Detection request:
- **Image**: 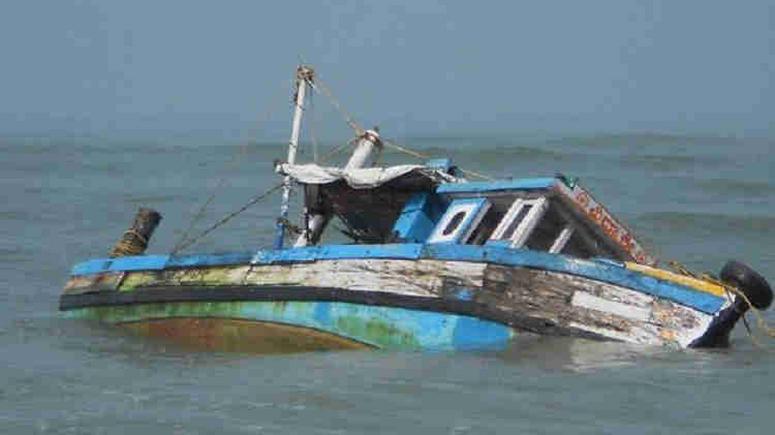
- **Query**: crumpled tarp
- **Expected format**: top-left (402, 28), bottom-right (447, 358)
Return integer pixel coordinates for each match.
top-left (277, 163), bottom-right (456, 189)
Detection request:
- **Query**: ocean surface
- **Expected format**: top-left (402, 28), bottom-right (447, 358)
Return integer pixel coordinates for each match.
top-left (1, 132), bottom-right (773, 434)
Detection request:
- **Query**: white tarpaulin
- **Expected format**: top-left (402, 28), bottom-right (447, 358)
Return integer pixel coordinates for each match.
top-left (277, 163), bottom-right (455, 189)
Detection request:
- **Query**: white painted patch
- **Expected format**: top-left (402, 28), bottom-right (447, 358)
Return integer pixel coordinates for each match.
top-left (241, 259), bottom-right (487, 298)
top-left (550, 271), bottom-right (655, 308)
top-left (571, 291), bottom-right (651, 322)
top-left (569, 321), bottom-right (663, 346)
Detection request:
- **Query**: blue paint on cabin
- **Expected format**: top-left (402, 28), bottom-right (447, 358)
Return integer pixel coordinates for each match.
top-left (484, 239), bottom-right (512, 249)
top-left (391, 193), bottom-right (446, 243)
top-left (428, 198), bottom-right (489, 244)
top-left (436, 178), bottom-right (556, 194)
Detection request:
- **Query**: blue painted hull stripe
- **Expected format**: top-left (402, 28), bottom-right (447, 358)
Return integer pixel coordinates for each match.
top-left (70, 244), bottom-right (724, 314)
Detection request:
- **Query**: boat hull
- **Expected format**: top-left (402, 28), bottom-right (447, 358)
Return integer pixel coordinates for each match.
top-left (61, 298), bottom-right (517, 352)
top-left (60, 244), bottom-right (734, 350)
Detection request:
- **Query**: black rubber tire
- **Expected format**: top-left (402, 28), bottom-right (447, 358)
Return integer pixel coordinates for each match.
top-left (719, 260), bottom-right (773, 310)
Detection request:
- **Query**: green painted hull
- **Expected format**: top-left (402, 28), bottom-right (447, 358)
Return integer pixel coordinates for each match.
top-left (63, 299), bottom-right (516, 352)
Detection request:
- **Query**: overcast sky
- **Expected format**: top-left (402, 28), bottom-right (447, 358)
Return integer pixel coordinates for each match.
top-left (1, 0), bottom-right (773, 139)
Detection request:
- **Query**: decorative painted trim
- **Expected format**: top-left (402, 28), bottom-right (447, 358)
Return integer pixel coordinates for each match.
top-left (553, 182), bottom-right (656, 265)
top-left (625, 262), bottom-right (726, 297)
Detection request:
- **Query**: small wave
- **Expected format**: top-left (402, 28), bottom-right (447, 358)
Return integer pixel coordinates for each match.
top-left (620, 154), bottom-right (725, 171)
top-left (697, 178), bottom-right (773, 196)
top-left (124, 194), bottom-right (180, 204)
top-left (548, 132), bottom-right (750, 148)
top-left (636, 211), bottom-right (775, 235)
top-left (0, 210), bottom-right (30, 221)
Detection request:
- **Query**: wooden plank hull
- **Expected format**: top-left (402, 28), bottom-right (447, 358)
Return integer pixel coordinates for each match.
top-left (61, 250), bottom-right (733, 350)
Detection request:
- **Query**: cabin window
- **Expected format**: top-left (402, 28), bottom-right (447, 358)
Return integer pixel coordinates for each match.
top-left (490, 198), bottom-right (547, 247)
top-left (467, 206), bottom-right (506, 245)
top-left (442, 211), bottom-right (467, 236)
top-left (560, 232), bottom-right (596, 258)
top-left (524, 203), bottom-right (569, 252)
top-left (428, 198), bottom-right (491, 244)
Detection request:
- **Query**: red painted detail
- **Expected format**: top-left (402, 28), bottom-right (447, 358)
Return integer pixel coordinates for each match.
top-left (555, 183), bottom-right (657, 265)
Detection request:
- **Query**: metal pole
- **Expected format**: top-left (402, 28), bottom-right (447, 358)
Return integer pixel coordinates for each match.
top-left (275, 65), bottom-right (313, 249)
top-left (344, 129), bottom-right (381, 170)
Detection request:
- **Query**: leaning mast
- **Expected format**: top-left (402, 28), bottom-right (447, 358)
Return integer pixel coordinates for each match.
top-left (274, 65), bottom-right (314, 249)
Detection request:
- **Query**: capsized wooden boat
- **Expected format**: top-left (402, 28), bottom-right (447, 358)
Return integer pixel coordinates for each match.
top-left (59, 66), bottom-right (772, 352)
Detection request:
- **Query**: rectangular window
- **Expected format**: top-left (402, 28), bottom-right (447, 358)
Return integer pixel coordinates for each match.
top-left (524, 204), bottom-right (567, 252)
top-left (490, 197), bottom-right (548, 247)
top-left (427, 198), bottom-right (491, 244)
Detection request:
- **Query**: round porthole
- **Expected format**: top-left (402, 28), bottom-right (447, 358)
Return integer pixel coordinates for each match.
top-left (442, 211), bottom-right (467, 236)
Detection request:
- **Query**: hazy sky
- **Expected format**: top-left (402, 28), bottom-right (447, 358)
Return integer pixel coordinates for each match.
top-left (1, 0), bottom-right (773, 139)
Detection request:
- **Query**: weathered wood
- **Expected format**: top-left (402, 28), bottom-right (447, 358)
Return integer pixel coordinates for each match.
top-left (63, 272), bottom-right (124, 295)
top-left (479, 264), bottom-right (712, 346)
top-left (63, 257), bottom-right (715, 347)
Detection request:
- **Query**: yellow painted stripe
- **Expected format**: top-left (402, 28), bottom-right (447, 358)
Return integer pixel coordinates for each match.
top-left (625, 262), bottom-right (726, 297)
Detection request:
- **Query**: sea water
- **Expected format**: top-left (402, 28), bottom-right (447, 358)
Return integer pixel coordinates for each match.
top-left (1, 133), bottom-right (773, 433)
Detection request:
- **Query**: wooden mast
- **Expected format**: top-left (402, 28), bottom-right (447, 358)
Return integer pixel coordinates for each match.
top-left (275, 65), bottom-right (314, 249)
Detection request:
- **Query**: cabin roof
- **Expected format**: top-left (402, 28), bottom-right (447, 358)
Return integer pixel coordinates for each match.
top-left (436, 177), bottom-right (557, 194)
top-left (281, 162), bottom-right (655, 265)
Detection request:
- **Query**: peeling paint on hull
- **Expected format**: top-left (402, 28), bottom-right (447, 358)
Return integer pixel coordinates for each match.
top-left (61, 246), bottom-right (733, 350)
top-left (63, 301), bottom-right (517, 351)
top-left (119, 318), bottom-right (371, 353)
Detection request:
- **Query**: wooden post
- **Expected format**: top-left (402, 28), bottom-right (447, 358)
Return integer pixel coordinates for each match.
top-left (109, 208), bottom-right (163, 257)
top-left (275, 65), bottom-right (314, 249)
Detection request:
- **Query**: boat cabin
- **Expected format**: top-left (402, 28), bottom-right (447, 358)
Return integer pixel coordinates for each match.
top-left (280, 161), bottom-right (655, 265)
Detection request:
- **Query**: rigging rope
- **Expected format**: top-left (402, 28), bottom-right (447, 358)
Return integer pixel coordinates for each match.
top-left (170, 79), bottom-right (291, 255)
top-left (382, 139), bottom-right (495, 181)
top-left (319, 137), bottom-right (358, 164)
top-left (309, 78), bottom-right (364, 135)
top-left (309, 89), bottom-right (320, 162)
top-left (172, 183), bottom-right (284, 254)
top-left (309, 73), bottom-right (495, 181)
top-left (170, 151), bottom-right (246, 255)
